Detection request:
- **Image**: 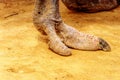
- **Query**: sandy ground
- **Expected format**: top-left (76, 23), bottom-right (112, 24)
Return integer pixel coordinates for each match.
top-left (0, 0), bottom-right (120, 80)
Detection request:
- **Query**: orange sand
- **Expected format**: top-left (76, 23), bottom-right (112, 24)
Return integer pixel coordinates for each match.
top-left (0, 0), bottom-right (120, 80)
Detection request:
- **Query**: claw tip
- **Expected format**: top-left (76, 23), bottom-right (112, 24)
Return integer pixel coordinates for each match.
top-left (99, 38), bottom-right (111, 52)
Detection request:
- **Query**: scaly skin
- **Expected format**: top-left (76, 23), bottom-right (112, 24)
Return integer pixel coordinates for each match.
top-left (33, 0), bottom-right (111, 56)
top-left (56, 23), bottom-right (111, 51)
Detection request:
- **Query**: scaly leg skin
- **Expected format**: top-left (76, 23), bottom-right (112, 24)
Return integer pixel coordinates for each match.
top-left (33, 0), bottom-right (71, 56)
top-left (33, 0), bottom-right (111, 56)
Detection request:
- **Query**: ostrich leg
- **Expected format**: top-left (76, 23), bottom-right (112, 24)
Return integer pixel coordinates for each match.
top-left (33, 0), bottom-right (111, 56)
top-left (33, 0), bottom-right (71, 56)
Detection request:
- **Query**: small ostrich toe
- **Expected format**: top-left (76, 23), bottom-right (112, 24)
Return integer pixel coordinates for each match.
top-left (49, 39), bottom-right (72, 56)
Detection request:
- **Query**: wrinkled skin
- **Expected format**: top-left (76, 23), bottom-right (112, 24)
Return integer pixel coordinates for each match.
top-left (33, 0), bottom-right (118, 56)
